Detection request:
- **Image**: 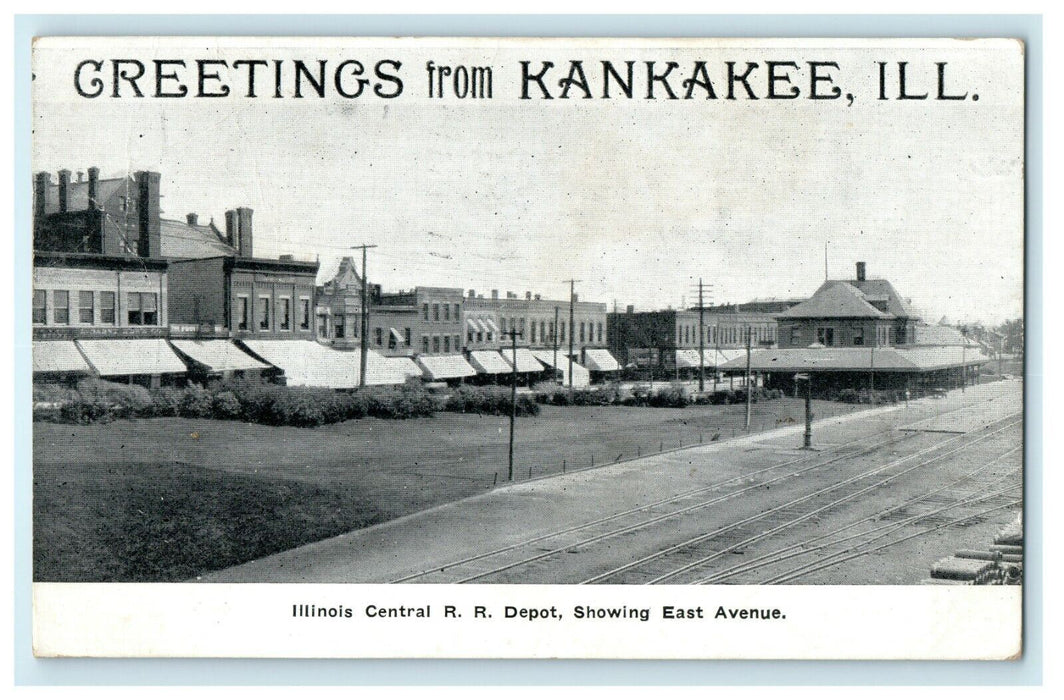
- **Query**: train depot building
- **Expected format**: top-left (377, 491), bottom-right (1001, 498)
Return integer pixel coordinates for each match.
top-left (720, 263), bottom-right (989, 398)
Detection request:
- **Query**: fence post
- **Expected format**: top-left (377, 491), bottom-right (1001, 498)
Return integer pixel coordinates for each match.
top-left (493, 472), bottom-right (498, 486)
top-left (591, 454), bottom-right (595, 467)
top-left (563, 459), bottom-right (566, 473)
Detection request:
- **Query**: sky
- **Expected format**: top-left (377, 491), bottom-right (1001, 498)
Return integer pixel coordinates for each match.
top-left (31, 38), bottom-right (1025, 325)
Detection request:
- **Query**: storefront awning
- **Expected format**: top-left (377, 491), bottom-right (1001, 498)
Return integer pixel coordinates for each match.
top-left (469, 350), bottom-right (513, 374)
top-left (170, 340), bottom-right (272, 373)
top-left (500, 348), bottom-right (546, 373)
top-left (76, 338), bottom-right (188, 376)
top-left (676, 348), bottom-right (746, 369)
top-left (484, 318), bottom-right (500, 334)
top-left (416, 354), bottom-right (478, 380)
top-left (583, 348), bottom-right (621, 372)
top-left (240, 339), bottom-right (361, 388)
top-left (531, 350), bottom-right (590, 387)
top-left (33, 340), bottom-right (92, 374)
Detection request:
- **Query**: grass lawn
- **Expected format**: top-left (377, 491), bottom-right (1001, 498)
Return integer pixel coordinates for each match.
top-left (34, 397), bottom-right (859, 582)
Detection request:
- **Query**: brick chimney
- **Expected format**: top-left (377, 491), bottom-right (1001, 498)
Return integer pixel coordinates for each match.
top-left (134, 171), bottom-right (161, 258)
top-left (468, 289), bottom-right (476, 298)
top-left (856, 261), bottom-right (866, 282)
top-left (491, 289), bottom-right (498, 299)
top-left (626, 304), bottom-right (634, 314)
top-left (87, 167), bottom-right (99, 207)
top-left (186, 213), bottom-right (199, 226)
top-left (33, 172), bottom-right (50, 226)
top-left (57, 170), bottom-right (71, 212)
top-left (224, 210), bottom-right (238, 249)
top-left (235, 207), bottom-right (253, 257)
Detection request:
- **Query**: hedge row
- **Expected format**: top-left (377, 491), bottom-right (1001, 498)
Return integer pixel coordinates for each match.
top-left (533, 383), bottom-right (783, 408)
top-left (33, 379), bottom-right (541, 427)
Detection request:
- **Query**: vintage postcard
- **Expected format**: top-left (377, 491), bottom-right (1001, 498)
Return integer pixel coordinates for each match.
top-left (29, 36), bottom-right (1024, 659)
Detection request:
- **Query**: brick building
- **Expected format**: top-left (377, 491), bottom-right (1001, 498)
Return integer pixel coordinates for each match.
top-left (607, 305), bottom-right (778, 377)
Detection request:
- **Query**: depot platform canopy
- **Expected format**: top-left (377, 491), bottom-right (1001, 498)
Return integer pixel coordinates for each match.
top-left (468, 350), bottom-right (512, 375)
top-left (416, 354), bottom-right (477, 381)
top-left (582, 348), bottom-right (621, 372)
top-left (500, 348), bottom-right (546, 373)
top-left (718, 346), bottom-right (990, 374)
top-left (170, 339), bottom-right (272, 373)
top-left (33, 340), bottom-right (92, 375)
top-left (75, 338), bottom-right (188, 377)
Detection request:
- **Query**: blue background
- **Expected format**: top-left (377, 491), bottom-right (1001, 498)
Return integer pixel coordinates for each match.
top-left (12, 13), bottom-right (1043, 686)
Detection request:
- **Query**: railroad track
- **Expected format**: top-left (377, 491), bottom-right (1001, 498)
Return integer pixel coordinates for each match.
top-left (392, 395), bottom-right (1015, 584)
top-left (581, 414), bottom-right (1021, 585)
top-left (691, 446), bottom-right (1022, 585)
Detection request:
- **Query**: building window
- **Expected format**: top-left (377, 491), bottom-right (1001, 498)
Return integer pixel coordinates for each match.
top-left (454, 303), bottom-right (460, 320)
top-left (486, 331), bottom-right (493, 343)
top-left (816, 327), bottom-right (834, 346)
top-left (258, 296), bottom-right (270, 330)
top-left (279, 298), bottom-right (291, 330)
top-left (318, 317), bottom-right (328, 338)
top-left (100, 291), bottom-right (115, 325)
top-left (853, 327), bottom-right (865, 346)
top-left (237, 296), bottom-right (249, 331)
top-left (422, 335), bottom-right (430, 353)
top-left (444, 303), bottom-right (450, 321)
top-left (468, 330), bottom-right (475, 343)
top-left (53, 291), bottom-right (69, 325)
top-left (790, 328), bottom-right (800, 345)
top-left (477, 331), bottom-right (483, 343)
top-left (127, 292), bottom-right (157, 326)
top-left (405, 328), bottom-right (412, 347)
top-left (432, 336), bottom-right (440, 353)
top-left (454, 335), bottom-right (461, 350)
top-left (530, 323), bottom-right (537, 344)
top-left (300, 298), bottom-right (311, 330)
top-left (444, 335), bottom-right (451, 353)
top-left (433, 303), bottom-right (440, 322)
top-left (32, 290), bottom-right (46, 324)
top-left (561, 324), bottom-right (566, 343)
top-left (597, 322), bottom-right (603, 343)
top-left (423, 303), bottom-right (429, 321)
top-left (580, 321), bottom-right (586, 343)
top-left (78, 291), bottom-right (94, 324)
top-left (374, 327), bottom-right (383, 346)
top-left (335, 316), bottom-right (345, 339)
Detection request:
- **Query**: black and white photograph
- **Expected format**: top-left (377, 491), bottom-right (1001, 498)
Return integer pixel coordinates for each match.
top-left (28, 35), bottom-right (1025, 659)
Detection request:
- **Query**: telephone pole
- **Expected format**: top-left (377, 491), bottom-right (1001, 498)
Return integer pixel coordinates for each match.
top-left (745, 325), bottom-right (753, 431)
top-left (698, 279), bottom-right (706, 393)
top-left (504, 328), bottom-right (523, 481)
top-left (553, 306), bottom-right (560, 385)
top-left (351, 244), bottom-right (378, 387)
top-left (563, 279), bottom-right (581, 403)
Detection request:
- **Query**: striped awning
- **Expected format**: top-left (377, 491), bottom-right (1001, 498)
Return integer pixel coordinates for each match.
top-left (583, 348), bottom-right (621, 372)
top-left (484, 318), bottom-right (500, 334)
top-left (469, 350), bottom-right (513, 374)
top-left (390, 328), bottom-right (404, 344)
top-left (416, 354), bottom-right (478, 380)
top-left (76, 338), bottom-right (188, 376)
top-left (33, 340), bottom-right (92, 374)
top-left (170, 340), bottom-right (271, 372)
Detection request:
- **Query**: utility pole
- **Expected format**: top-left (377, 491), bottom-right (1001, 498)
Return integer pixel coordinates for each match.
top-left (960, 326), bottom-right (967, 393)
top-left (713, 322), bottom-right (719, 393)
top-left (870, 327), bottom-right (876, 403)
top-left (698, 278), bottom-right (706, 393)
top-left (553, 306), bottom-right (560, 385)
top-left (563, 279), bottom-right (581, 403)
top-left (800, 374), bottom-right (813, 448)
top-left (745, 325), bottom-right (753, 431)
top-left (504, 328), bottom-right (523, 481)
top-left (351, 244), bottom-right (378, 387)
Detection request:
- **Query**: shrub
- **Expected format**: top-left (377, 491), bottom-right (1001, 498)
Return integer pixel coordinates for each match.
top-left (179, 386), bottom-right (215, 419)
top-left (212, 390), bottom-right (242, 420)
top-left (648, 384), bottom-right (690, 408)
